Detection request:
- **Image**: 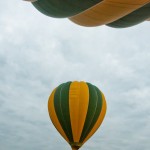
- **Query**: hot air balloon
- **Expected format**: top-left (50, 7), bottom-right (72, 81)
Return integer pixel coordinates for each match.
top-left (24, 0), bottom-right (150, 28)
top-left (48, 81), bottom-right (107, 150)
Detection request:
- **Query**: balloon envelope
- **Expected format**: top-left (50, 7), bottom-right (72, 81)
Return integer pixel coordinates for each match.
top-left (26, 0), bottom-right (150, 28)
top-left (48, 81), bottom-right (107, 150)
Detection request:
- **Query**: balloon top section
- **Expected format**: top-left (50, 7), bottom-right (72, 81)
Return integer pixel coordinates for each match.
top-left (24, 0), bottom-right (150, 28)
top-left (48, 81), bottom-right (107, 149)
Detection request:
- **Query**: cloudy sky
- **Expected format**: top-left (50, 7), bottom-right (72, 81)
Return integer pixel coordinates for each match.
top-left (0, 1), bottom-right (150, 150)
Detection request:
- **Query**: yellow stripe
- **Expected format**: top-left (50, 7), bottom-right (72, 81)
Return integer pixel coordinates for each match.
top-left (69, 81), bottom-right (89, 142)
top-left (82, 92), bottom-right (107, 144)
top-left (69, 0), bottom-right (150, 26)
top-left (48, 88), bottom-right (69, 142)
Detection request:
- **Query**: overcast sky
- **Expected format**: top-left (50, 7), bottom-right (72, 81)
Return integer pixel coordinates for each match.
top-left (0, 1), bottom-right (150, 150)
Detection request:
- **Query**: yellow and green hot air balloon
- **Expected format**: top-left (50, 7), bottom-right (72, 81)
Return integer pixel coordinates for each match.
top-left (48, 81), bottom-right (107, 150)
top-left (24, 0), bottom-right (150, 28)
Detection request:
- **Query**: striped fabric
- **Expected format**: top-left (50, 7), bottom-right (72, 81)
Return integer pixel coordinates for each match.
top-left (48, 81), bottom-right (107, 150)
top-left (28, 0), bottom-right (150, 28)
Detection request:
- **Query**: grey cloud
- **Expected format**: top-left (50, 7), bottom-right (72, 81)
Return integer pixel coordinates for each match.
top-left (0, 0), bottom-right (150, 150)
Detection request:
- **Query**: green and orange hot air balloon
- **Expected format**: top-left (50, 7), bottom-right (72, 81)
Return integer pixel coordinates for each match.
top-left (48, 81), bottom-right (107, 150)
top-left (24, 0), bottom-right (150, 28)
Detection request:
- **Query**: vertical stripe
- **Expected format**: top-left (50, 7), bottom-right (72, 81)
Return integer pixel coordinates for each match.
top-left (69, 81), bottom-right (89, 142)
top-left (80, 83), bottom-right (102, 142)
top-left (54, 82), bottom-right (73, 142)
top-left (48, 89), bottom-right (69, 142)
top-left (83, 92), bottom-right (107, 144)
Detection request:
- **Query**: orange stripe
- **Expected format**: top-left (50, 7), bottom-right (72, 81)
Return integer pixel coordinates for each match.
top-left (69, 0), bottom-right (150, 26)
top-left (82, 92), bottom-right (107, 144)
top-left (48, 89), bottom-right (69, 142)
top-left (69, 81), bottom-right (89, 142)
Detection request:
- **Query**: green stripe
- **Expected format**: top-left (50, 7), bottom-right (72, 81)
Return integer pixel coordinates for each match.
top-left (107, 3), bottom-right (150, 28)
top-left (54, 82), bottom-right (73, 142)
top-left (79, 83), bottom-right (103, 142)
top-left (32, 0), bottom-right (102, 18)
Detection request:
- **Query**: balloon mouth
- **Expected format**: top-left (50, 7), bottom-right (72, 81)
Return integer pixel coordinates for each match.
top-left (70, 142), bottom-right (82, 149)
